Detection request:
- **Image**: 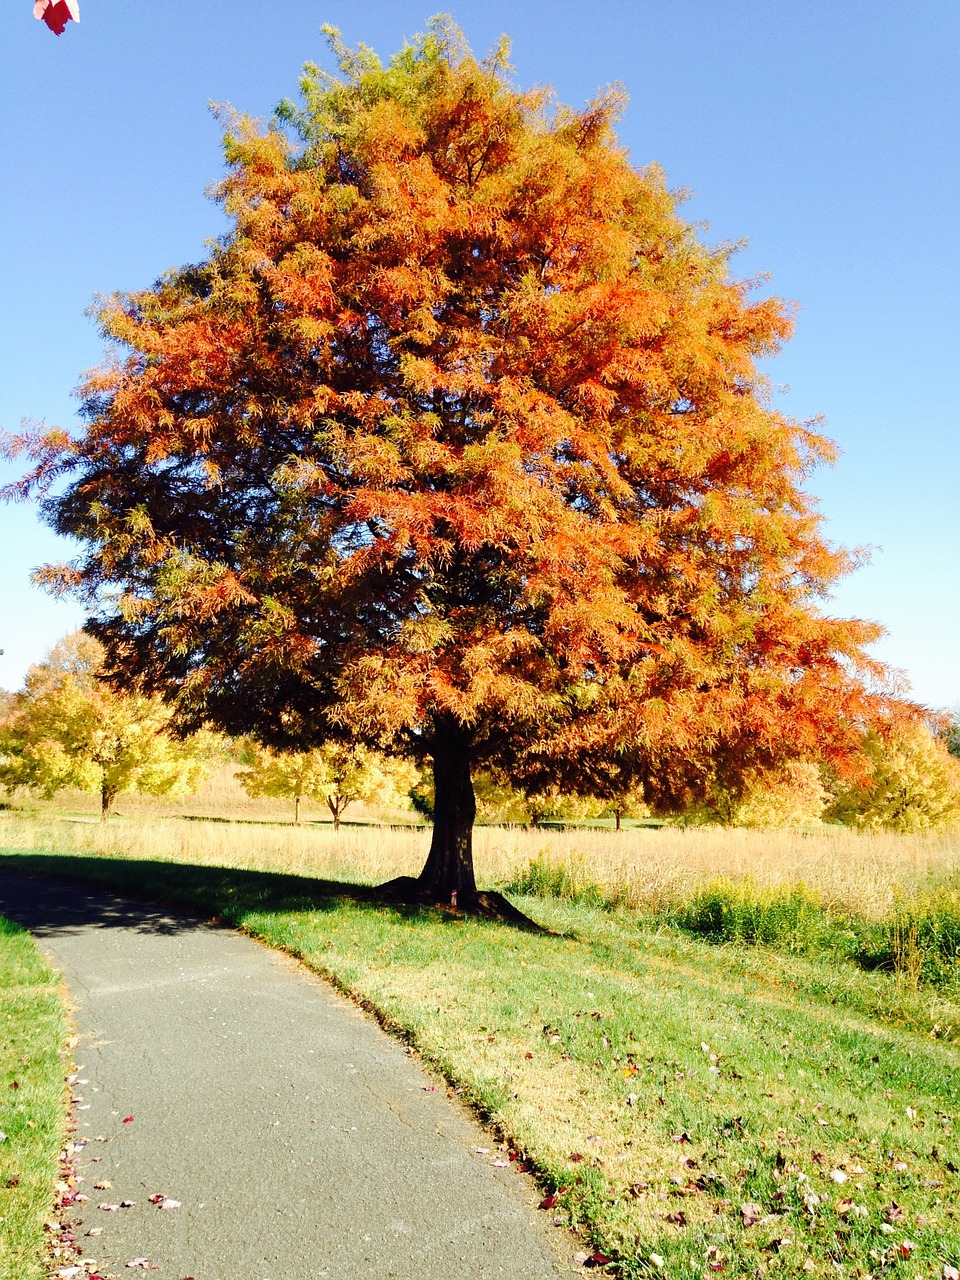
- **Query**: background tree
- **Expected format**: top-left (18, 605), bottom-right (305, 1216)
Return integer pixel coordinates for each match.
top-left (824, 728), bottom-right (960, 833)
top-left (596, 781), bottom-right (650, 832)
top-left (5, 22), bottom-right (915, 912)
top-left (0, 633), bottom-right (215, 819)
top-left (940, 709), bottom-right (960, 761)
top-left (238, 741), bottom-right (416, 828)
top-left (700, 760), bottom-right (828, 829)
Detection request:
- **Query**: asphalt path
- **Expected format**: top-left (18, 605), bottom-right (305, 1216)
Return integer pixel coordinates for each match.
top-left (0, 873), bottom-right (576, 1280)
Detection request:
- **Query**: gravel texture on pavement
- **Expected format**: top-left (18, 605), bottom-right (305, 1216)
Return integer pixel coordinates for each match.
top-left (0, 872), bottom-right (577, 1280)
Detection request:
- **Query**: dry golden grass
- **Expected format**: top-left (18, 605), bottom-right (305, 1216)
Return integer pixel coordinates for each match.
top-left (477, 822), bottom-right (960, 919)
top-left (3, 764), bottom-right (960, 921)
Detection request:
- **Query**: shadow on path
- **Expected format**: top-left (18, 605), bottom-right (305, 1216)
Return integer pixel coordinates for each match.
top-left (0, 854), bottom-right (462, 939)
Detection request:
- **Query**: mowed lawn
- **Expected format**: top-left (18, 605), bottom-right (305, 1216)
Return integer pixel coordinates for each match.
top-left (0, 914), bottom-right (70, 1280)
top-left (2, 838), bottom-right (959, 1279)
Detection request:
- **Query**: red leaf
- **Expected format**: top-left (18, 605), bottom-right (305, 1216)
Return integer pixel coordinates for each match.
top-left (539, 1187), bottom-right (567, 1209)
top-left (122, 1116), bottom-right (135, 1124)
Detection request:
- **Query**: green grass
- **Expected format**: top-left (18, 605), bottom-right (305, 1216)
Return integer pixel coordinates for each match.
top-left (3, 848), bottom-right (960, 1278)
top-left (0, 913), bottom-right (70, 1280)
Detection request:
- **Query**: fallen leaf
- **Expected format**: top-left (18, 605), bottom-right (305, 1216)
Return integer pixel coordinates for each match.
top-left (97, 1204), bottom-right (119, 1213)
top-left (942, 1267), bottom-right (959, 1280)
top-left (159, 1199), bottom-right (181, 1209)
top-left (125, 1261), bottom-right (151, 1270)
top-left (829, 1169), bottom-right (848, 1184)
top-left (86, 1228), bottom-right (104, 1237)
top-left (899, 1241), bottom-right (918, 1258)
top-left (886, 1201), bottom-right (904, 1222)
top-left (539, 1189), bottom-right (566, 1209)
top-left (93, 1182), bottom-right (112, 1191)
top-left (740, 1202), bottom-right (764, 1226)
top-left (649, 1255), bottom-right (665, 1269)
top-left (120, 1200), bottom-right (136, 1208)
top-left (122, 1116), bottom-right (135, 1124)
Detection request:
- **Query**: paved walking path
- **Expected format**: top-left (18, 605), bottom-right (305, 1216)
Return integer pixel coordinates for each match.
top-left (0, 873), bottom-right (575, 1280)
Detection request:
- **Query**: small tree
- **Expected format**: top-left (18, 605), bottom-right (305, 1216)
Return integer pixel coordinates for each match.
top-left (238, 742), bottom-right (416, 828)
top-left (0, 633), bottom-right (215, 819)
top-left (825, 728), bottom-right (960, 833)
top-left (596, 781), bottom-right (650, 832)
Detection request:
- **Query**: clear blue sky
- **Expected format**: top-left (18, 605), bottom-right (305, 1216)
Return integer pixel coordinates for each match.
top-left (1, 1), bottom-right (957, 707)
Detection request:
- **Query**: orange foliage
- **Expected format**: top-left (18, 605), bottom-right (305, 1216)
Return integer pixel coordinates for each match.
top-left (2, 22), bottom-right (918, 895)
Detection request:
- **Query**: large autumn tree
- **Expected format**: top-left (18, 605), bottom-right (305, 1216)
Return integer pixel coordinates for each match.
top-left (5, 22), bottom-right (913, 911)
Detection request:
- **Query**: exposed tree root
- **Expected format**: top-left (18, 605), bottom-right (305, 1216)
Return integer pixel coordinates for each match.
top-left (371, 876), bottom-right (550, 932)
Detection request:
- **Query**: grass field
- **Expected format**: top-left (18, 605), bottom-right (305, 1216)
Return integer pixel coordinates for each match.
top-left (2, 780), bottom-right (960, 1277)
top-left (0, 915), bottom-right (70, 1280)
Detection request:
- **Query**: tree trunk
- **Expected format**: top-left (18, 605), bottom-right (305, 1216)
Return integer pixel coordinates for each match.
top-left (327, 794), bottom-right (345, 832)
top-left (416, 716), bottom-right (477, 903)
top-left (376, 716), bottom-right (544, 928)
top-left (294, 794), bottom-right (301, 827)
top-left (615, 810), bottom-right (622, 832)
top-left (100, 783), bottom-right (116, 822)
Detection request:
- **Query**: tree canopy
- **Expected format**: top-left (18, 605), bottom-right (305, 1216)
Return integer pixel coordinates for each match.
top-left (0, 633), bottom-right (215, 818)
top-left (825, 727), bottom-right (960, 833)
top-left (237, 741), bottom-right (416, 828)
top-left (4, 20), bottom-right (915, 910)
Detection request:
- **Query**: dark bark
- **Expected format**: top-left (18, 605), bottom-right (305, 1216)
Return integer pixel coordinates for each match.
top-left (100, 783), bottom-right (116, 822)
top-left (416, 715), bottom-right (477, 902)
top-left (375, 715), bottom-right (547, 928)
top-left (327, 794), bottom-right (347, 831)
top-left (294, 794), bottom-right (301, 827)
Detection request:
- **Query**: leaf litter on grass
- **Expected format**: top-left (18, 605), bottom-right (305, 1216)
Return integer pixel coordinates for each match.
top-left (5, 851), bottom-right (960, 1278)
top-left (244, 898), bottom-right (960, 1278)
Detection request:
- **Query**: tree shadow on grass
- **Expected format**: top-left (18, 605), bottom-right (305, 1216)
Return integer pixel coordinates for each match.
top-left (0, 853), bottom-right (539, 939)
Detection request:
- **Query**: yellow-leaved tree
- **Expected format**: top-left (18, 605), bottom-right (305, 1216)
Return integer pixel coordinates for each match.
top-left (237, 742), bottom-right (417, 828)
top-left (0, 633), bottom-right (217, 820)
top-left (825, 728), bottom-right (960, 832)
